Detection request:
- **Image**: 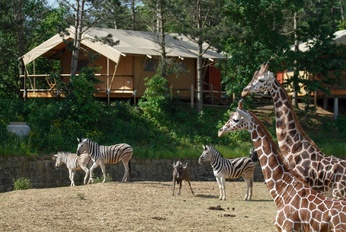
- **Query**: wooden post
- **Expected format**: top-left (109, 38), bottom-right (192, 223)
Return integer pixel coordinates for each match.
top-left (211, 84), bottom-right (214, 105)
top-left (191, 84), bottom-right (194, 108)
top-left (323, 98), bottom-right (328, 110)
top-left (334, 97), bottom-right (339, 120)
top-left (107, 58), bottom-right (110, 106)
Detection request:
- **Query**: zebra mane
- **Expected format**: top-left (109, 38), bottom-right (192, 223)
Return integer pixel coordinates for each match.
top-left (82, 138), bottom-right (98, 145)
top-left (209, 145), bottom-right (224, 158)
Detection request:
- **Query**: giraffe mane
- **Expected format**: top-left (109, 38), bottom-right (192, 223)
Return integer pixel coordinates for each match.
top-left (275, 79), bottom-right (318, 148)
top-left (248, 111), bottom-right (313, 186)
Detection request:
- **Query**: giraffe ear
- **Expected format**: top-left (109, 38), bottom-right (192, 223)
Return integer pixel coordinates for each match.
top-left (237, 109), bottom-right (251, 121)
top-left (237, 99), bottom-right (243, 110)
top-left (259, 62), bottom-right (269, 74)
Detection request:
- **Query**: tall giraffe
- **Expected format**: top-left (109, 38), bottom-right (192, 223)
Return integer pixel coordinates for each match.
top-left (241, 63), bottom-right (346, 200)
top-left (218, 100), bottom-right (346, 231)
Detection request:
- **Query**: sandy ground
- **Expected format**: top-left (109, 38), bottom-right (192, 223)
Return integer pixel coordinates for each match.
top-left (0, 181), bottom-right (278, 232)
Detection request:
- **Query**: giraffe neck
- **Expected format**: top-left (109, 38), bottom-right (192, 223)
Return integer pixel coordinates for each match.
top-left (269, 79), bottom-right (316, 155)
top-left (248, 112), bottom-right (297, 208)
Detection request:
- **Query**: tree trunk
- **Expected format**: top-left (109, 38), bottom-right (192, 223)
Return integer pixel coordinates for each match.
top-left (156, 0), bottom-right (167, 79)
top-left (196, 0), bottom-right (203, 112)
top-left (15, 0), bottom-right (25, 99)
top-left (71, 0), bottom-right (85, 77)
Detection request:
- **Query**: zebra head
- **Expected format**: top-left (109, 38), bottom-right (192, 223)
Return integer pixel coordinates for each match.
top-left (76, 138), bottom-right (89, 155)
top-left (198, 145), bottom-right (213, 164)
top-left (218, 100), bottom-right (252, 137)
top-left (53, 152), bottom-right (65, 169)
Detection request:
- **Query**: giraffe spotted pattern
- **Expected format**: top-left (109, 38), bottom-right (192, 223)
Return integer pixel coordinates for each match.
top-left (218, 100), bottom-right (346, 231)
top-left (242, 63), bottom-right (346, 200)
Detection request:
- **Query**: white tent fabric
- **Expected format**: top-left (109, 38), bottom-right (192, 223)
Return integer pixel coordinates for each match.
top-left (21, 33), bottom-right (71, 65)
top-left (20, 26), bottom-right (226, 66)
top-left (291, 29), bottom-right (346, 52)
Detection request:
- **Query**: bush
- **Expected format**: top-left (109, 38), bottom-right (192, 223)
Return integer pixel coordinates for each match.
top-left (13, 177), bottom-right (32, 190)
top-left (93, 173), bottom-right (113, 183)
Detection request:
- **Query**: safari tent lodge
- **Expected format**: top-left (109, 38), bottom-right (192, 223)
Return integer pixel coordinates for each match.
top-left (19, 26), bottom-right (226, 104)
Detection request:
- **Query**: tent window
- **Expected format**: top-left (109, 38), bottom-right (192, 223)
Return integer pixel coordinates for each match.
top-left (143, 58), bottom-right (157, 72)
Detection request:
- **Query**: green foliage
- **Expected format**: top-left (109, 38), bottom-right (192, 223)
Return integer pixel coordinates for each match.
top-left (13, 177), bottom-right (32, 190)
top-left (93, 173), bottom-right (113, 183)
top-left (138, 74), bottom-right (171, 117)
top-left (76, 192), bottom-right (85, 200)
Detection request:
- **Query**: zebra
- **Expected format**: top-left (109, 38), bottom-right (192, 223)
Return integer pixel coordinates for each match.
top-left (76, 138), bottom-right (133, 184)
top-left (198, 145), bottom-right (256, 201)
top-left (53, 152), bottom-right (93, 186)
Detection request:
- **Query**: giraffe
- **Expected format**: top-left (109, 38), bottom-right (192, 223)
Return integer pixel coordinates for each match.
top-left (218, 100), bottom-right (346, 232)
top-left (241, 62), bottom-right (346, 200)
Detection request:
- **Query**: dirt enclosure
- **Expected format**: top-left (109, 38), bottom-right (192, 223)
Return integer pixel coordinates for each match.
top-left (0, 181), bottom-right (278, 232)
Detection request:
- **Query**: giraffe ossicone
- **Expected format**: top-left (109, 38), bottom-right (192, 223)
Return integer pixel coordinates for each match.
top-left (218, 100), bottom-right (346, 231)
top-left (241, 63), bottom-right (346, 200)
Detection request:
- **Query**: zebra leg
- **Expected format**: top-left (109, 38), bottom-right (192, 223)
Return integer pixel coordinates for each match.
top-left (243, 178), bottom-right (251, 200)
top-left (249, 177), bottom-right (253, 200)
top-left (69, 169), bottom-right (75, 187)
top-left (121, 160), bottom-right (130, 182)
top-left (216, 176), bottom-right (225, 200)
top-left (80, 165), bottom-right (90, 185)
top-left (88, 162), bottom-right (99, 184)
top-left (99, 162), bottom-right (107, 183)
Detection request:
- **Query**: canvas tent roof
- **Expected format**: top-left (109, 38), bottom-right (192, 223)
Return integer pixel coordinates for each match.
top-left (20, 26), bottom-right (226, 66)
top-left (292, 29), bottom-right (346, 52)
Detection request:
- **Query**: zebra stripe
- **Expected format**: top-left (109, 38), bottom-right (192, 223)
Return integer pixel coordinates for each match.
top-left (76, 138), bottom-right (133, 183)
top-left (198, 145), bottom-right (255, 200)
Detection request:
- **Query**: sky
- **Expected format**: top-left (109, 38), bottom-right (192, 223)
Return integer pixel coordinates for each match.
top-left (47, 0), bottom-right (59, 8)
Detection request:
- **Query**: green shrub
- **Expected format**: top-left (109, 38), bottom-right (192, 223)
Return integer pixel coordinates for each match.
top-left (76, 193), bottom-right (85, 200)
top-left (93, 173), bottom-right (113, 183)
top-left (13, 177), bottom-right (32, 190)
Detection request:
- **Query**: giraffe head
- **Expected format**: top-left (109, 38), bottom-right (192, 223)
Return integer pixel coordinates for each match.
top-left (241, 62), bottom-right (275, 97)
top-left (218, 100), bottom-right (253, 137)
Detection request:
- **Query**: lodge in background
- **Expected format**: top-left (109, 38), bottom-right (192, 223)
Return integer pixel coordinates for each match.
top-left (19, 26), bottom-right (226, 105)
top-left (276, 29), bottom-right (346, 117)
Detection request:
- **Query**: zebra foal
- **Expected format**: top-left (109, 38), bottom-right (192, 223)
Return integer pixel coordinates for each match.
top-left (53, 152), bottom-right (92, 186)
top-left (198, 145), bottom-right (256, 201)
top-left (76, 138), bottom-right (133, 184)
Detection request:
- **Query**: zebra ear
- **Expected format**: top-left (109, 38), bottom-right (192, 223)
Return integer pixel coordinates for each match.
top-left (202, 145), bottom-right (206, 150)
top-left (77, 138), bottom-right (80, 143)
